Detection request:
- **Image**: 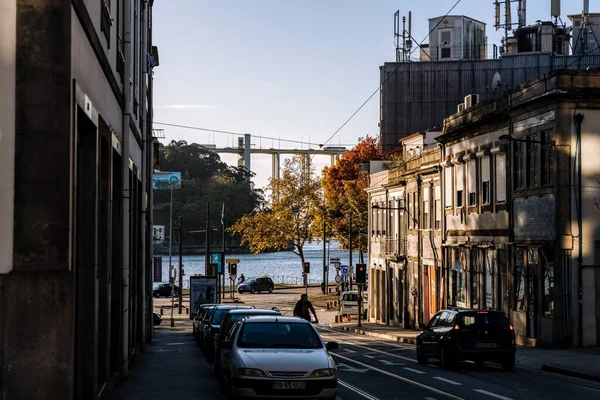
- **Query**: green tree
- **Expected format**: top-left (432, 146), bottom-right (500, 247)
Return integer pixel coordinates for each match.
top-left (228, 155), bottom-right (322, 267)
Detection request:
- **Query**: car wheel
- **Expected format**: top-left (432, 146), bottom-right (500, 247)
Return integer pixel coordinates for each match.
top-left (268, 287), bottom-right (273, 293)
top-left (416, 343), bottom-right (428, 365)
top-left (440, 346), bottom-right (455, 369)
top-left (250, 288), bottom-right (256, 294)
top-left (501, 354), bottom-right (515, 371)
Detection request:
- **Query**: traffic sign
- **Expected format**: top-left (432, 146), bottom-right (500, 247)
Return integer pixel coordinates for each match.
top-left (335, 275), bottom-right (342, 283)
top-left (341, 265), bottom-right (348, 275)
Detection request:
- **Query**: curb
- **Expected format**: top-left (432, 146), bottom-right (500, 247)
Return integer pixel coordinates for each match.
top-left (339, 326), bottom-right (417, 345)
top-left (541, 364), bottom-right (600, 382)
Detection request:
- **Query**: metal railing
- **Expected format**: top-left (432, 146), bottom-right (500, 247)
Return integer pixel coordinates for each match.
top-left (372, 237), bottom-right (407, 257)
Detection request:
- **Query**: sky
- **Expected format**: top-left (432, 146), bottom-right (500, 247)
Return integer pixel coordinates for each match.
top-left (152, 0), bottom-right (586, 189)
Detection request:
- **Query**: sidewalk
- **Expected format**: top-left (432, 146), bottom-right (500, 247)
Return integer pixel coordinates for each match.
top-left (329, 321), bottom-right (600, 382)
top-left (109, 313), bottom-right (225, 400)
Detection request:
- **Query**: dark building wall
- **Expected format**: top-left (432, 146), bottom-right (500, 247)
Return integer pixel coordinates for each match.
top-left (4, 1), bottom-right (74, 398)
top-left (379, 53), bottom-right (600, 152)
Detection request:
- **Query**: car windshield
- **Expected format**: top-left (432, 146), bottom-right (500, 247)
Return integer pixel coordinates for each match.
top-left (458, 312), bottom-right (510, 328)
top-left (237, 322), bottom-right (322, 349)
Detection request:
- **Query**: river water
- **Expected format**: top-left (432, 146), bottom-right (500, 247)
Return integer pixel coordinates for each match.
top-left (153, 241), bottom-right (367, 288)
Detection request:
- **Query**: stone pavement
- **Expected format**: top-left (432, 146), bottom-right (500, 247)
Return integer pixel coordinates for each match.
top-left (109, 312), bottom-right (225, 400)
top-left (329, 321), bottom-right (600, 382)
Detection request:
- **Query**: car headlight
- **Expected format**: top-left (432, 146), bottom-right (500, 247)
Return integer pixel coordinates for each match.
top-left (238, 368), bottom-right (266, 377)
top-left (309, 368), bottom-right (336, 378)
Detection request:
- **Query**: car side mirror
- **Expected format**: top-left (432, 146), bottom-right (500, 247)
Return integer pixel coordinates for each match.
top-left (326, 342), bottom-right (339, 351)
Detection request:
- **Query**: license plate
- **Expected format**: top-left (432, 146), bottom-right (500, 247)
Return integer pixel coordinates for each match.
top-left (272, 381), bottom-right (306, 390)
top-left (476, 342), bottom-right (498, 349)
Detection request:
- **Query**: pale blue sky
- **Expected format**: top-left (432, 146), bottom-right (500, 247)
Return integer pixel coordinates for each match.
top-left (152, 0), bottom-right (585, 188)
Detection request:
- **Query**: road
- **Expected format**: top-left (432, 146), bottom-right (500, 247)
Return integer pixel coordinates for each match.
top-left (317, 326), bottom-right (600, 400)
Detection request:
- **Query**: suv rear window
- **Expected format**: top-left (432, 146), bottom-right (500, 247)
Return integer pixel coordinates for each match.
top-left (458, 312), bottom-right (509, 328)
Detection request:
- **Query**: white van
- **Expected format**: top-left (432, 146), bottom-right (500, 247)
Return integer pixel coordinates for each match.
top-left (341, 290), bottom-right (368, 319)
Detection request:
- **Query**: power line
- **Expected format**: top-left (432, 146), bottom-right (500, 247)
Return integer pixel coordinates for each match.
top-left (311, 0), bottom-right (463, 160)
top-left (153, 121), bottom-right (357, 147)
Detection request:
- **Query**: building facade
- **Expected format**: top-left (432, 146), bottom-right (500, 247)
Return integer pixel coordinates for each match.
top-left (369, 70), bottom-right (600, 347)
top-left (0, 1), bottom-right (158, 398)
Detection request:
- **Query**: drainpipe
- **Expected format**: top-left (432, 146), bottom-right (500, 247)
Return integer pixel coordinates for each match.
top-left (438, 143), bottom-right (447, 310)
top-left (417, 175), bottom-right (423, 328)
top-left (575, 113), bottom-right (584, 346)
top-left (121, 0), bottom-right (132, 376)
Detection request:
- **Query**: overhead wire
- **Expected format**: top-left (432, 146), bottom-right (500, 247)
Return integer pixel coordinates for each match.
top-left (310, 0), bottom-right (463, 161)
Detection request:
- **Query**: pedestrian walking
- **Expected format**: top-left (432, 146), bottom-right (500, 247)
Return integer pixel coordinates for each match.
top-left (293, 294), bottom-right (319, 323)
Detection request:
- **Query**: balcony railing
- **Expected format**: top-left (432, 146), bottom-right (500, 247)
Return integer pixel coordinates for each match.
top-left (372, 236), bottom-right (407, 257)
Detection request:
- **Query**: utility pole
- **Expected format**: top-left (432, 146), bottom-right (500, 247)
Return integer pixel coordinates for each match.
top-left (205, 202), bottom-right (210, 275)
top-left (169, 180), bottom-right (175, 327)
top-left (220, 202), bottom-right (225, 304)
top-left (322, 216), bottom-right (327, 294)
top-left (349, 215), bottom-right (353, 291)
top-left (178, 216), bottom-right (183, 314)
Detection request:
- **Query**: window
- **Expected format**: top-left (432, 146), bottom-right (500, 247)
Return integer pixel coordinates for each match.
top-left (527, 137), bottom-right (540, 188)
top-left (434, 185), bottom-right (441, 229)
top-left (481, 156), bottom-right (490, 205)
top-left (101, 0), bottom-right (112, 46)
top-left (542, 131), bottom-right (554, 186)
top-left (444, 166), bottom-right (453, 208)
top-left (514, 141), bottom-right (525, 190)
top-left (409, 193), bottom-right (415, 229)
top-left (467, 159), bottom-right (476, 206)
top-left (542, 249), bottom-right (554, 318)
top-left (423, 187), bottom-right (430, 229)
top-left (514, 249), bottom-right (526, 311)
top-left (495, 153), bottom-right (506, 202)
top-left (456, 163), bottom-right (464, 208)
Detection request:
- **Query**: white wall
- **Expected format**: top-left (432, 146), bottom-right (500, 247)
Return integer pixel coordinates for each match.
top-left (0, 0), bottom-right (16, 274)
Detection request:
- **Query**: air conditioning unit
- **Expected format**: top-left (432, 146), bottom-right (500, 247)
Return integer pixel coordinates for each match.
top-left (464, 94), bottom-right (480, 109)
top-left (457, 103), bottom-right (465, 113)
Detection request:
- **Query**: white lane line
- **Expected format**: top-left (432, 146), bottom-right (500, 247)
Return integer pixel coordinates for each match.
top-left (472, 389), bottom-right (514, 400)
top-left (364, 354), bottom-right (375, 358)
top-left (320, 327), bottom-right (416, 349)
top-left (320, 334), bottom-right (417, 364)
top-left (332, 353), bottom-right (464, 400)
top-left (433, 377), bottom-right (462, 386)
top-left (403, 367), bottom-right (427, 374)
top-left (338, 380), bottom-right (380, 400)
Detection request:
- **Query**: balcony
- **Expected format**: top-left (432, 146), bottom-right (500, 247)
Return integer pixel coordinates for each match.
top-left (372, 236), bottom-right (407, 257)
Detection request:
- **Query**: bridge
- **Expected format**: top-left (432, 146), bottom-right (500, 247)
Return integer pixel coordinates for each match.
top-left (200, 134), bottom-right (347, 179)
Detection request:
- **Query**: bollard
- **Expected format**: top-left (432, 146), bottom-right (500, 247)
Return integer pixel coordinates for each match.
top-left (186, 307), bottom-right (189, 315)
top-left (160, 308), bottom-right (163, 315)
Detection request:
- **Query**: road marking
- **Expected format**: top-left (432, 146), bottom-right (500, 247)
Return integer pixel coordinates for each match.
top-left (345, 349), bottom-right (356, 353)
top-left (433, 377), bottom-right (462, 386)
top-left (338, 380), bottom-right (380, 400)
top-left (473, 389), bottom-right (513, 400)
top-left (336, 362), bottom-right (369, 373)
top-left (364, 354), bottom-right (375, 358)
top-left (332, 353), bottom-right (464, 399)
top-left (320, 334), bottom-right (417, 364)
top-left (403, 367), bottom-right (426, 374)
top-left (320, 327), bottom-right (416, 349)
top-left (424, 398), bottom-right (438, 400)
top-left (379, 359), bottom-right (404, 366)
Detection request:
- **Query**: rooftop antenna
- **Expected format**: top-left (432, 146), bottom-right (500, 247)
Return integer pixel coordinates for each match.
top-left (551, 0), bottom-right (561, 25)
top-left (517, 0), bottom-right (526, 29)
top-left (580, 0), bottom-right (590, 54)
top-left (394, 10), bottom-right (401, 62)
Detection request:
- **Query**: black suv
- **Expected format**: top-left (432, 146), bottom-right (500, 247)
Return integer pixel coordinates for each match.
top-left (153, 283), bottom-right (179, 298)
top-left (416, 309), bottom-right (516, 370)
top-left (237, 277), bottom-right (274, 294)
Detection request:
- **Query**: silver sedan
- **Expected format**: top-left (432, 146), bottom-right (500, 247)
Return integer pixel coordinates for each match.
top-left (216, 315), bottom-right (339, 399)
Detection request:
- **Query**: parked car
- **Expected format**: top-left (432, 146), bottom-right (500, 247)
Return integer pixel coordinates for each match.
top-left (201, 305), bottom-right (255, 361)
top-left (416, 308), bottom-right (516, 370)
top-left (152, 283), bottom-right (179, 298)
top-left (213, 309), bottom-right (282, 371)
top-left (340, 290), bottom-right (368, 319)
top-left (193, 304), bottom-right (217, 342)
top-left (237, 277), bottom-right (275, 294)
top-left (153, 312), bottom-right (162, 326)
top-left (215, 315), bottom-right (339, 399)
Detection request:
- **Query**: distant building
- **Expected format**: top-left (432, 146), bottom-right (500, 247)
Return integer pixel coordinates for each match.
top-left (569, 13), bottom-right (600, 55)
top-left (425, 15), bottom-right (486, 62)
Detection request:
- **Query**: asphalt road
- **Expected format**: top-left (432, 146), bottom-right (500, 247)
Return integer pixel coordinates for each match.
top-left (317, 326), bottom-right (600, 400)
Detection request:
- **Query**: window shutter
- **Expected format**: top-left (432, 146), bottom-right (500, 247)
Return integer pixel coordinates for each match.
top-left (468, 160), bottom-right (476, 193)
top-left (496, 153), bottom-right (506, 202)
top-left (435, 185), bottom-right (441, 200)
top-left (456, 163), bottom-right (464, 191)
top-left (481, 156), bottom-right (490, 182)
top-left (423, 187), bottom-right (430, 200)
top-left (444, 167), bottom-right (453, 207)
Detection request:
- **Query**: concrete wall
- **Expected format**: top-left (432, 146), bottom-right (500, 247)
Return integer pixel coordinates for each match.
top-left (0, 0), bottom-right (16, 274)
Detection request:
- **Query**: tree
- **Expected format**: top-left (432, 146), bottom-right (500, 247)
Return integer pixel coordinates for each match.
top-left (319, 136), bottom-right (382, 258)
top-left (228, 155), bottom-right (322, 268)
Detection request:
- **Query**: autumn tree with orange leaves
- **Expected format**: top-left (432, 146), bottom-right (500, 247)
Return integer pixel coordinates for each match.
top-left (318, 136), bottom-right (382, 260)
